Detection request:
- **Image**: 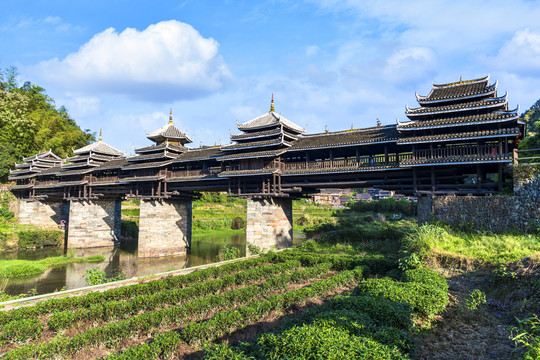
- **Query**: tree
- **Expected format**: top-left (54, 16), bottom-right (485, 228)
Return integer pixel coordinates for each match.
top-left (0, 66), bottom-right (95, 182)
top-left (519, 99), bottom-right (540, 150)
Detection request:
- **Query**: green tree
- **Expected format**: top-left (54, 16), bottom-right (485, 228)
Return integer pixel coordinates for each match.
top-left (0, 66), bottom-right (94, 182)
top-left (519, 99), bottom-right (540, 150)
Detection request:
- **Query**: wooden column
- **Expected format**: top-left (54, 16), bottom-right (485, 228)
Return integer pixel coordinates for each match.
top-left (413, 168), bottom-right (418, 193)
top-left (431, 167), bottom-right (436, 194)
top-left (384, 145), bottom-right (389, 164)
top-left (476, 165), bottom-right (482, 191)
top-left (498, 163), bottom-right (503, 192)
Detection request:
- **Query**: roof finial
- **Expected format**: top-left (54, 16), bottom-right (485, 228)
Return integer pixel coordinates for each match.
top-left (460, 76), bottom-right (462, 83)
top-left (325, 125), bottom-right (328, 133)
top-left (270, 93), bottom-right (275, 112)
top-left (169, 108), bottom-right (173, 124)
top-left (351, 123), bottom-right (354, 130)
top-left (99, 128), bottom-right (103, 142)
top-left (376, 118), bottom-right (381, 127)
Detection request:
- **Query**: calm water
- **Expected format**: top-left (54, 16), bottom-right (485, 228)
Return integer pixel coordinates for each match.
top-left (1, 231), bottom-right (306, 297)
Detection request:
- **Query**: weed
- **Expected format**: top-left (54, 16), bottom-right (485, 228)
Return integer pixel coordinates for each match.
top-left (83, 268), bottom-right (126, 286)
top-left (466, 289), bottom-right (487, 310)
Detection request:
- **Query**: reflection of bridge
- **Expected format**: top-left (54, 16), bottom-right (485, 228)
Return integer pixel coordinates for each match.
top-left (9, 76), bottom-right (525, 256)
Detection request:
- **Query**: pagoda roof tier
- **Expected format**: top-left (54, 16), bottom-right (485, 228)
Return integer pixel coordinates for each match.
top-left (173, 147), bottom-right (221, 163)
top-left (217, 149), bottom-right (287, 161)
top-left (398, 109), bottom-right (520, 130)
top-left (230, 128), bottom-right (283, 141)
top-left (9, 168), bottom-right (38, 176)
top-left (56, 168), bottom-right (95, 176)
top-left (126, 152), bottom-right (177, 162)
top-left (400, 154), bottom-right (512, 167)
top-left (22, 150), bottom-right (62, 162)
top-left (15, 163), bottom-right (31, 169)
top-left (134, 143), bottom-right (186, 154)
top-left (66, 153), bottom-right (116, 162)
top-left (61, 158), bottom-right (104, 169)
top-left (221, 138), bottom-right (292, 151)
top-left (8, 173), bottom-right (39, 180)
top-left (397, 127), bottom-right (521, 145)
top-left (146, 123), bottom-right (192, 145)
top-left (73, 141), bottom-right (124, 156)
top-left (237, 111), bottom-right (305, 134)
top-left (34, 180), bottom-right (88, 189)
top-left (406, 94), bottom-right (508, 118)
top-left (416, 76), bottom-right (497, 104)
top-left (94, 159), bottom-right (128, 171)
top-left (121, 160), bottom-right (173, 170)
top-left (218, 168), bottom-right (279, 177)
top-left (287, 126), bottom-right (399, 152)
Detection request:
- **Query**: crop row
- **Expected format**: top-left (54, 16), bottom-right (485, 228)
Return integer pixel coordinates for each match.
top-left (203, 267), bottom-right (449, 359)
top-left (104, 266), bottom-right (364, 359)
top-left (2, 262), bottom-right (334, 359)
top-left (45, 260), bottom-right (303, 333)
top-left (0, 256), bottom-right (271, 326)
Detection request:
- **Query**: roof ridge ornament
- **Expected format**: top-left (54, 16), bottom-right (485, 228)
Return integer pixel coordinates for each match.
top-left (169, 108), bottom-right (173, 124)
top-left (270, 93), bottom-right (275, 113)
top-left (99, 129), bottom-right (103, 142)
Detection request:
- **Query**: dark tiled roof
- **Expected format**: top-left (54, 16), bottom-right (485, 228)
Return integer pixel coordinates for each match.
top-left (121, 160), bottom-right (173, 170)
top-left (127, 152), bottom-right (177, 162)
top-left (397, 127), bottom-right (520, 144)
top-left (146, 123), bottom-right (192, 144)
top-left (217, 149), bottom-right (287, 161)
top-left (95, 158), bottom-right (128, 170)
top-left (218, 168), bottom-right (279, 177)
top-left (230, 128), bottom-right (282, 141)
top-left (398, 111), bottom-right (519, 130)
top-left (406, 96), bottom-right (507, 117)
top-left (174, 147), bottom-right (222, 162)
top-left (237, 111), bottom-right (304, 133)
top-left (221, 138), bottom-right (286, 151)
top-left (23, 150), bottom-right (62, 161)
top-left (135, 143), bottom-right (186, 153)
top-left (73, 141), bottom-right (124, 156)
top-left (417, 76), bottom-right (495, 103)
top-left (288, 126), bottom-right (399, 152)
top-left (56, 168), bottom-right (94, 176)
top-left (400, 154), bottom-right (512, 166)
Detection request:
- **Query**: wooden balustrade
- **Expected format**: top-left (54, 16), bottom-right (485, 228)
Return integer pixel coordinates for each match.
top-left (169, 167), bottom-right (221, 178)
top-left (414, 144), bottom-right (502, 160)
top-left (92, 175), bottom-right (119, 183)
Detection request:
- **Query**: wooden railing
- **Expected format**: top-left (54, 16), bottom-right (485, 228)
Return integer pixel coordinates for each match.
top-left (35, 179), bottom-right (59, 186)
top-left (283, 154), bottom-right (398, 172)
top-left (169, 167), bottom-right (221, 178)
top-left (516, 148), bottom-right (540, 165)
top-left (92, 175), bottom-right (119, 183)
top-left (414, 144), bottom-right (502, 160)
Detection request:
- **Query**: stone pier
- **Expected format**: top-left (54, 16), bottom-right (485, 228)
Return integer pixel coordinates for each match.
top-left (246, 197), bottom-right (293, 254)
top-left (18, 199), bottom-right (67, 228)
top-left (138, 199), bottom-right (192, 257)
top-left (417, 195), bottom-right (433, 225)
top-left (67, 199), bottom-right (121, 248)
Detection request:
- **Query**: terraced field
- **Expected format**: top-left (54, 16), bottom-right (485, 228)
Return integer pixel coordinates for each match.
top-left (0, 246), bottom-right (448, 359)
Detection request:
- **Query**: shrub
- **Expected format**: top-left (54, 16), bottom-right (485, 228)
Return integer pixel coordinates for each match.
top-left (0, 206), bottom-right (14, 220)
top-left (401, 268), bottom-right (448, 292)
top-left (510, 314), bottom-right (540, 359)
top-left (215, 245), bottom-right (241, 262)
top-left (400, 224), bottom-right (446, 260)
top-left (256, 323), bottom-right (406, 359)
top-left (83, 268), bottom-right (126, 286)
top-left (17, 229), bottom-right (63, 249)
top-left (466, 289), bottom-right (486, 310)
top-left (2, 318), bottom-right (43, 342)
top-left (231, 217), bottom-right (245, 230)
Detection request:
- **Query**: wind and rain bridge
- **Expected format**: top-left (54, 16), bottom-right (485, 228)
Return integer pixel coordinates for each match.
top-left (8, 76), bottom-right (525, 256)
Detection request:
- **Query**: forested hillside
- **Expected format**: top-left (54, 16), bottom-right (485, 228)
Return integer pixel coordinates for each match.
top-left (0, 67), bottom-right (94, 182)
top-left (519, 99), bottom-right (540, 150)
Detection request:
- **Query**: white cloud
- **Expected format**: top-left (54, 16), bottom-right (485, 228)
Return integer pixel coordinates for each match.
top-left (490, 29), bottom-right (540, 75)
top-left (305, 45), bottom-right (320, 56)
top-left (57, 93), bottom-right (101, 118)
top-left (30, 20), bottom-right (232, 102)
top-left (383, 47), bottom-right (436, 83)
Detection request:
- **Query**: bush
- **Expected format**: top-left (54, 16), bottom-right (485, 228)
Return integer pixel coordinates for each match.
top-left (17, 229), bottom-right (63, 249)
top-left (466, 289), bottom-right (486, 310)
top-left (400, 224), bottom-right (446, 260)
top-left (231, 217), bottom-right (245, 230)
top-left (83, 268), bottom-right (126, 286)
top-left (0, 206), bottom-right (14, 220)
top-left (401, 268), bottom-right (448, 292)
top-left (2, 318), bottom-right (43, 342)
top-left (215, 245), bottom-right (241, 262)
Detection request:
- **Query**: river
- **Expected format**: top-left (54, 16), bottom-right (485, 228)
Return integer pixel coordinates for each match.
top-left (0, 231), bottom-right (306, 297)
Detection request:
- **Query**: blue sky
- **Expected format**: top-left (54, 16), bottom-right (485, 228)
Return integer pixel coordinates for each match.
top-left (1, 0), bottom-right (540, 154)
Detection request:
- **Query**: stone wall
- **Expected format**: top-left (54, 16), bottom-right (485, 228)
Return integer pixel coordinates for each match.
top-left (138, 199), bottom-right (192, 257)
top-left (246, 197), bottom-right (293, 254)
top-left (67, 199), bottom-right (121, 248)
top-left (18, 200), bottom-right (67, 228)
top-left (430, 175), bottom-right (540, 233)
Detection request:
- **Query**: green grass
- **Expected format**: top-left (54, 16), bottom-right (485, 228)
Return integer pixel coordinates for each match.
top-left (0, 254), bottom-right (105, 278)
top-left (403, 224), bottom-right (540, 264)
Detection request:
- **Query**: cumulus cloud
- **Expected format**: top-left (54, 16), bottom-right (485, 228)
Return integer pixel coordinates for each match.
top-left (30, 20), bottom-right (232, 102)
top-left (490, 29), bottom-right (540, 75)
top-left (383, 47), bottom-right (436, 83)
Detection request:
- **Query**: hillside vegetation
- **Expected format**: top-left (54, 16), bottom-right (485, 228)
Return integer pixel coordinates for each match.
top-left (0, 67), bottom-right (94, 182)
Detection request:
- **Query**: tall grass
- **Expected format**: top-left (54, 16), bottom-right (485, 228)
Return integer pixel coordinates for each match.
top-left (0, 254), bottom-right (105, 278)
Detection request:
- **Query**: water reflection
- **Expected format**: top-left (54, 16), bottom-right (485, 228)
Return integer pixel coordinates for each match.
top-left (1, 231), bottom-right (305, 297)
